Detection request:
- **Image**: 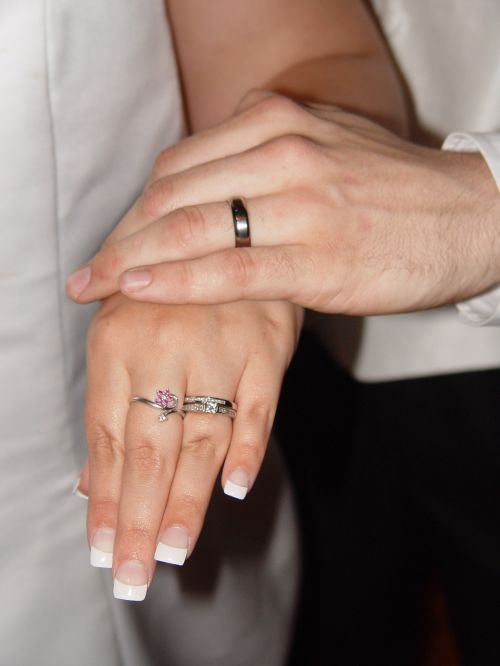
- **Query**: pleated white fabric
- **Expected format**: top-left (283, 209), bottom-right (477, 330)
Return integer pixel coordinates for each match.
top-left (0, 2), bottom-right (299, 664)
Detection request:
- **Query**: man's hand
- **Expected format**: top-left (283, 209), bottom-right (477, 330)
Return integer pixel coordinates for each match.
top-left (66, 93), bottom-right (499, 315)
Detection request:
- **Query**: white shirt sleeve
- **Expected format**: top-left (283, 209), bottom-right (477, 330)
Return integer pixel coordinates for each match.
top-left (442, 131), bottom-right (500, 326)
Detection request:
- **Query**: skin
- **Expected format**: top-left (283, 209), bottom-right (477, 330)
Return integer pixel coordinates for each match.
top-left (71, 94), bottom-right (500, 315)
top-left (69, 0), bottom-right (407, 597)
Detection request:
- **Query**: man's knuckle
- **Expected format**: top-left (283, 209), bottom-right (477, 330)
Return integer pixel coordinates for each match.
top-left (169, 206), bottom-right (205, 250)
top-left (153, 147), bottom-right (174, 177)
top-left (276, 134), bottom-right (316, 164)
top-left (141, 178), bottom-right (174, 219)
top-left (223, 249), bottom-right (255, 288)
top-left (249, 93), bottom-right (299, 123)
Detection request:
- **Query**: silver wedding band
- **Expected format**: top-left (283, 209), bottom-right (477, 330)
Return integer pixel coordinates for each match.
top-left (230, 198), bottom-right (251, 248)
top-left (184, 395), bottom-right (237, 419)
top-left (184, 395), bottom-right (236, 409)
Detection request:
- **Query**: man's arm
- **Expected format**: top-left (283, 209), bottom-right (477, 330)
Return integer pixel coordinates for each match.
top-left (166, 0), bottom-right (407, 135)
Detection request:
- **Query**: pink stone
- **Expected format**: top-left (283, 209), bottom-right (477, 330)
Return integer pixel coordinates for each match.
top-left (155, 388), bottom-right (173, 409)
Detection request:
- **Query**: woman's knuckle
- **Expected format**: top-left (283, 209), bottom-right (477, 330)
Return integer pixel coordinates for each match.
top-left (182, 435), bottom-right (220, 462)
top-left (89, 497), bottom-right (118, 518)
top-left (88, 424), bottom-right (124, 467)
top-left (120, 525), bottom-right (152, 548)
top-left (126, 441), bottom-right (164, 475)
top-left (235, 440), bottom-right (265, 468)
top-left (171, 493), bottom-right (202, 521)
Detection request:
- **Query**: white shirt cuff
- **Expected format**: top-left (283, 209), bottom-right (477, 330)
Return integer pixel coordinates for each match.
top-left (442, 131), bottom-right (500, 326)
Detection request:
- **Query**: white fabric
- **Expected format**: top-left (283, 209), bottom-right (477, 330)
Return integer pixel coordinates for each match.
top-left (0, 2), bottom-right (298, 664)
top-left (442, 131), bottom-right (500, 326)
top-left (318, 0), bottom-right (500, 382)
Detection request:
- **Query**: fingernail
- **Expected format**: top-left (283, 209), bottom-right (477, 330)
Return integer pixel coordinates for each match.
top-left (90, 527), bottom-right (115, 568)
top-left (66, 265), bottom-right (91, 298)
top-left (120, 269), bottom-right (152, 291)
top-left (113, 560), bottom-right (148, 601)
top-left (155, 526), bottom-right (189, 566)
top-left (71, 477), bottom-right (88, 500)
top-left (224, 468), bottom-right (250, 500)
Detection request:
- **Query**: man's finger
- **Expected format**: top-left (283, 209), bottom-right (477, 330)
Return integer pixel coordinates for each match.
top-left (73, 192), bottom-right (310, 302)
top-left (152, 91), bottom-right (316, 179)
top-left (118, 245), bottom-right (307, 305)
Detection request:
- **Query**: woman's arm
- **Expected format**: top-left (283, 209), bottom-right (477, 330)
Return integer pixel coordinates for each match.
top-left (167, 0), bottom-right (406, 134)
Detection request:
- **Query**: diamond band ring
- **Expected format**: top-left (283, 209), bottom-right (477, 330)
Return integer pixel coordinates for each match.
top-left (184, 395), bottom-right (237, 418)
top-left (184, 402), bottom-right (236, 418)
top-left (184, 395), bottom-right (237, 409)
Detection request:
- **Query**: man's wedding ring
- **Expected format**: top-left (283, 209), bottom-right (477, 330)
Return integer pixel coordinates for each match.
top-left (230, 198), bottom-right (251, 248)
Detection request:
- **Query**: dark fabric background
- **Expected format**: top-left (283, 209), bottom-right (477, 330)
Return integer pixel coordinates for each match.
top-left (277, 330), bottom-right (500, 666)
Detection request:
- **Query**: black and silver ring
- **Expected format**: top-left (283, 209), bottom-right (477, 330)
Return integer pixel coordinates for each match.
top-left (230, 198), bottom-right (251, 248)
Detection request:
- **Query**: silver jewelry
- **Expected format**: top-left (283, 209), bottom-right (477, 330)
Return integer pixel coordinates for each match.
top-left (183, 395), bottom-right (237, 418)
top-left (131, 388), bottom-right (185, 422)
top-left (184, 395), bottom-right (237, 409)
top-left (183, 402), bottom-right (236, 418)
top-left (230, 198), bottom-right (251, 247)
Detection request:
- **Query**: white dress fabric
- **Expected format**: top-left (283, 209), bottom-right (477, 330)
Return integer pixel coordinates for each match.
top-left (319, 0), bottom-right (500, 382)
top-left (0, 2), bottom-right (298, 664)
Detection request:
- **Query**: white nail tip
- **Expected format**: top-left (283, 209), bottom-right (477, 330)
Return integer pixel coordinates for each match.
top-left (90, 547), bottom-right (113, 568)
top-left (224, 480), bottom-right (248, 500)
top-left (113, 580), bottom-right (148, 602)
top-left (71, 478), bottom-right (88, 500)
top-left (155, 542), bottom-right (187, 566)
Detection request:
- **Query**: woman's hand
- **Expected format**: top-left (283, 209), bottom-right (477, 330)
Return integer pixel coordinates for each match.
top-left (66, 91), bottom-right (499, 315)
top-left (82, 292), bottom-right (300, 600)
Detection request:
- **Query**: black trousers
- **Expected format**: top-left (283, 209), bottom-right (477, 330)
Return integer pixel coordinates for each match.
top-left (278, 331), bottom-right (500, 666)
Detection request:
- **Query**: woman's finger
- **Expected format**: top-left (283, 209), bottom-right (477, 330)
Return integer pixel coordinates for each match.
top-left (155, 394), bottom-right (234, 565)
top-left (221, 351), bottom-right (286, 501)
top-left (111, 378), bottom-right (186, 601)
top-left (85, 348), bottom-right (130, 569)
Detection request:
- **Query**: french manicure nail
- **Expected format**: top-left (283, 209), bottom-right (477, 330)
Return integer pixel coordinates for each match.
top-left (90, 528), bottom-right (115, 568)
top-left (155, 526), bottom-right (189, 566)
top-left (113, 560), bottom-right (148, 601)
top-left (66, 265), bottom-right (91, 297)
top-left (71, 477), bottom-right (88, 500)
top-left (120, 269), bottom-right (152, 291)
top-left (224, 468), bottom-right (250, 500)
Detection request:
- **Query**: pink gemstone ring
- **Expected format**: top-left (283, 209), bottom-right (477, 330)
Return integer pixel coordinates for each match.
top-left (131, 388), bottom-right (184, 422)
